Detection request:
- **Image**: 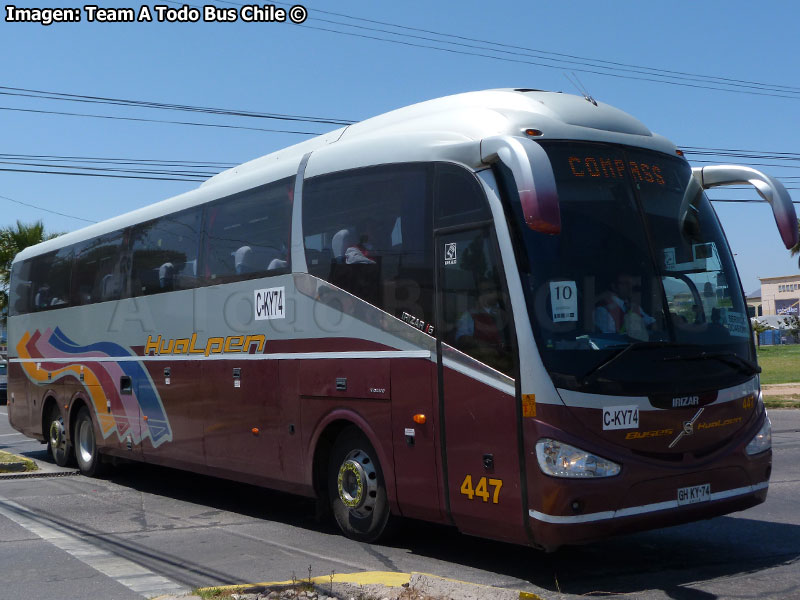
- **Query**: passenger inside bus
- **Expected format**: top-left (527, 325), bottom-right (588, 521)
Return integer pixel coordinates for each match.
top-left (454, 278), bottom-right (512, 373)
top-left (34, 284), bottom-right (51, 309)
top-left (331, 229), bottom-right (358, 264)
top-left (594, 272), bottom-right (655, 341)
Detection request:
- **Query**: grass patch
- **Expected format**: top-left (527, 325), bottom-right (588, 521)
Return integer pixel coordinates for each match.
top-left (764, 394), bottom-right (800, 409)
top-left (0, 450), bottom-right (37, 473)
top-left (193, 588), bottom-right (231, 599)
top-left (757, 345), bottom-right (800, 385)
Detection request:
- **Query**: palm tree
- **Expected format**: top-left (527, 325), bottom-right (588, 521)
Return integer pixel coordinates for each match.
top-left (792, 219), bottom-right (800, 259)
top-left (0, 220), bottom-right (61, 318)
top-left (751, 318), bottom-right (772, 348)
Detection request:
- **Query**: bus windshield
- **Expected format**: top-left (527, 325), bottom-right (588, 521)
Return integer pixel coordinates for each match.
top-left (511, 141), bottom-right (755, 395)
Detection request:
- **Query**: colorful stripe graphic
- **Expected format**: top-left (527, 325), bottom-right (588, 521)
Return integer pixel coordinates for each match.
top-left (16, 328), bottom-right (172, 447)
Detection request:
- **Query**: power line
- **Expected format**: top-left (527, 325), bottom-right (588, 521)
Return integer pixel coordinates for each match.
top-left (0, 193), bottom-right (97, 223)
top-left (0, 167), bottom-right (205, 182)
top-left (0, 105), bottom-right (322, 135)
top-left (0, 153), bottom-right (238, 169)
top-left (0, 85), bottom-right (355, 126)
top-left (279, 1), bottom-right (800, 95)
top-left (295, 22), bottom-right (800, 102)
top-left (152, 0), bottom-right (800, 102)
top-left (308, 16), bottom-right (800, 99)
top-left (0, 160), bottom-right (218, 179)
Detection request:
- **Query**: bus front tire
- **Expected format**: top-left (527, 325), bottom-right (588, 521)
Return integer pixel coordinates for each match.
top-left (75, 407), bottom-right (105, 477)
top-left (328, 428), bottom-right (390, 543)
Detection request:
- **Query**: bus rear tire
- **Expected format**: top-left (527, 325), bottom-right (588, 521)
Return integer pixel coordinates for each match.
top-left (328, 427), bottom-right (390, 543)
top-left (47, 407), bottom-right (73, 467)
top-left (75, 407), bottom-right (106, 477)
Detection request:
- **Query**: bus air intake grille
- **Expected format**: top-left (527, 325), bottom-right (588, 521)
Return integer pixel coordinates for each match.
top-left (630, 449), bottom-right (685, 463)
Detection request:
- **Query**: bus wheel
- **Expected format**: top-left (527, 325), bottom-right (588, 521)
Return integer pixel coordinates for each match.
top-left (47, 408), bottom-right (73, 467)
top-left (75, 407), bottom-right (105, 477)
top-left (328, 428), bottom-right (390, 543)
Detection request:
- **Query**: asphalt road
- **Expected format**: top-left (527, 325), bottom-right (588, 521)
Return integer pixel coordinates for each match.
top-left (2, 407), bottom-right (799, 600)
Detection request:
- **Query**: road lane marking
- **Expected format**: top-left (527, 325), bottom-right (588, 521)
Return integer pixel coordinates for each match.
top-left (0, 497), bottom-right (189, 598)
top-left (0, 432), bottom-right (24, 437)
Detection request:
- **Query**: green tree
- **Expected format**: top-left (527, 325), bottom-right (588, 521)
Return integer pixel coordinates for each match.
top-left (782, 315), bottom-right (800, 343)
top-left (751, 318), bottom-right (772, 348)
top-left (792, 219), bottom-right (800, 259)
top-left (0, 220), bottom-right (62, 319)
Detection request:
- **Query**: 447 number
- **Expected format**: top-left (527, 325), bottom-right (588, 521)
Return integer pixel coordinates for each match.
top-left (460, 475), bottom-right (503, 504)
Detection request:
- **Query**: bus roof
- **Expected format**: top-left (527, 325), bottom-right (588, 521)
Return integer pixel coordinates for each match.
top-left (14, 88), bottom-right (677, 263)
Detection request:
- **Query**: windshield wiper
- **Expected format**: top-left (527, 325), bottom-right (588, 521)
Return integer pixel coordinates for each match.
top-left (580, 341), bottom-right (693, 387)
top-left (662, 351), bottom-right (761, 376)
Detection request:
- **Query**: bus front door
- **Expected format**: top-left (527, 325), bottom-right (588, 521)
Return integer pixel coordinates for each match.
top-left (435, 226), bottom-right (526, 545)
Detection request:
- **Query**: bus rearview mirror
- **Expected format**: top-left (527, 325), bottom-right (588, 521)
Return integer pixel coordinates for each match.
top-left (692, 165), bottom-right (799, 249)
top-left (481, 136), bottom-right (561, 234)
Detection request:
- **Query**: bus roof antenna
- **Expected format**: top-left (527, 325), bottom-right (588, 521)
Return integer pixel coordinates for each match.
top-left (564, 72), bottom-right (597, 106)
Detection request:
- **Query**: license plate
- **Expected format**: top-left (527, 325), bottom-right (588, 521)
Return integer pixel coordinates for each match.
top-left (677, 483), bottom-right (711, 506)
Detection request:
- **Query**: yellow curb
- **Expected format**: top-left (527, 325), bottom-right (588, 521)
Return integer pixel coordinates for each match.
top-left (198, 571), bottom-right (411, 593)
top-left (198, 570), bottom-right (543, 599)
top-left (411, 572), bottom-right (544, 600)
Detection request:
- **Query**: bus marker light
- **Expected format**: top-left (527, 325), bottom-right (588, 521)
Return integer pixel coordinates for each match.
top-left (413, 414), bottom-right (426, 424)
top-left (251, 428), bottom-right (260, 436)
top-left (143, 415), bottom-right (148, 421)
top-left (522, 394), bottom-right (536, 417)
top-left (524, 128), bottom-right (543, 137)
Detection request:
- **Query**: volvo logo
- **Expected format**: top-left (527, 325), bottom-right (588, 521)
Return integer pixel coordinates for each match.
top-left (669, 408), bottom-right (705, 449)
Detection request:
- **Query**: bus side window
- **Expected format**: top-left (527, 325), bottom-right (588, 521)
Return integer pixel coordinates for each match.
top-left (203, 178), bottom-right (292, 284)
top-left (439, 229), bottom-right (514, 376)
top-left (435, 163), bottom-right (492, 228)
top-left (72, 232), bottom-right (124, 305)
top-left (302, 164), bottom-right (434, 329)
top-left (434, 164), bottom-right (514, 375)
top-left (130, 207), bottom-right (202, 296)
top-left (28, 247), bottom-right (74, 311)
top-left (9, 261), bottom-right (32, 316)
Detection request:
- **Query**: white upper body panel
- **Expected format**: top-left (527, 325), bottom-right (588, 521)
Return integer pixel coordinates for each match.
top-left (14, 88), bottom-right (677, 263)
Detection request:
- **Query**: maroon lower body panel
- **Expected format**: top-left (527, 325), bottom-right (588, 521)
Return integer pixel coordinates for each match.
top-left (524, 405), bottom-right (771, 550)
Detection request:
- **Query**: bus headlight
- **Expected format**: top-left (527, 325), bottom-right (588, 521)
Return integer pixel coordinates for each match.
top-left (745, 416), bottom-right (772, 455)
top-left (535, 438), bottom-right (620, 478)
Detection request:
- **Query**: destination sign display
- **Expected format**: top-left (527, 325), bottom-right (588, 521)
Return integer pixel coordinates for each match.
top-left (566, 155), bottom-right (666, 186)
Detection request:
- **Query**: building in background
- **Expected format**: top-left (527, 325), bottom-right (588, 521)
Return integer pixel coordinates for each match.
top-left (758, 275), bottom-right (800, 317)
top-left (746, 289), bottom-right (763, 318)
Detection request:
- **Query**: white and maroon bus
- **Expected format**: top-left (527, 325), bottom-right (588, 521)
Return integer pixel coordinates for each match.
top-left (7, 89), bottom-right (796, 550)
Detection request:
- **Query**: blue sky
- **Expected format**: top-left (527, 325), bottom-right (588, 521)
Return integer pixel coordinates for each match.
top-left (1, 0), bottom-right (798, 293)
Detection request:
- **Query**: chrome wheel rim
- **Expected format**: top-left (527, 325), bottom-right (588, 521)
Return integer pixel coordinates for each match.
top-left (49, 417), bottom-right (66, 455)
top-left (337, 448), bottom-right (378, 518)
